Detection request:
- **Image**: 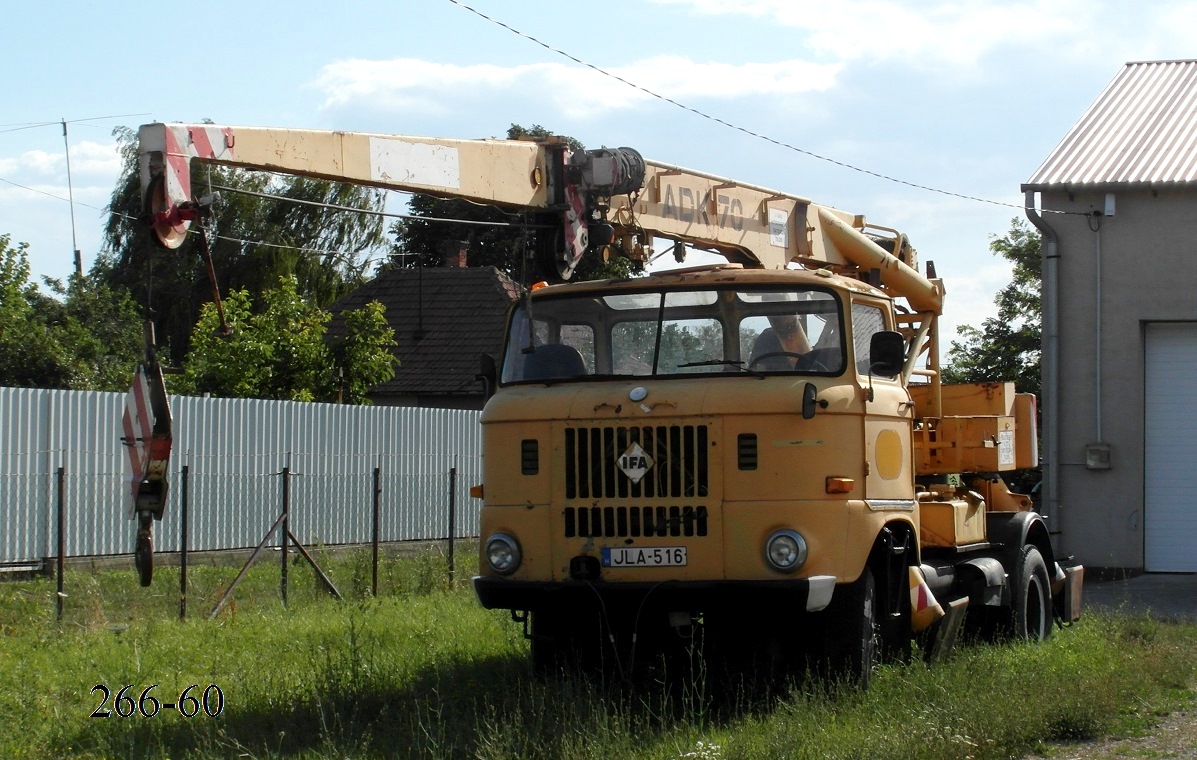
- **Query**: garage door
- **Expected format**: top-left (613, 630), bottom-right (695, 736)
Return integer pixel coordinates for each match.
top-left (1145, 322), bottom-right (1197, 571)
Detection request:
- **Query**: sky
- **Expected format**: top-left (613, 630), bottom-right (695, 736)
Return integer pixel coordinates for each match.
top-left (2, 0), bottom-right (1195, 342)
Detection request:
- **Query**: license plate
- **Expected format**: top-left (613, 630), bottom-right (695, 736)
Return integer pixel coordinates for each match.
top-left (601, 546), bottom-right (687, 568)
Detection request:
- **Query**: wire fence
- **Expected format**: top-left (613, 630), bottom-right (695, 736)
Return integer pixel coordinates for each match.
top-left (0, 387), bottom-right (482, 568)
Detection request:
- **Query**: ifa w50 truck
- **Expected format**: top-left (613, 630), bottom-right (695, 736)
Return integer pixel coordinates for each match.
top-left (139, 123), bottom-right (1082, 684)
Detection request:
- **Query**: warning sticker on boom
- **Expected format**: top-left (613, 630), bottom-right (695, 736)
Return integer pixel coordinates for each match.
top-left (998, 430), bottom-right (1015, 467)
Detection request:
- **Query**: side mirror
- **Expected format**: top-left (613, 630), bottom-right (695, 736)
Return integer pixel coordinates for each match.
top-left (477, 353), bottom-right (497, 398)
top-left (869, 331), bottom-right (905, 378)
top-left (802, 382), bottom-right (821, 420)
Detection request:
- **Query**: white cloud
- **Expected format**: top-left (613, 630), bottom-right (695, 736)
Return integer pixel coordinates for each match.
top-left (312, 56), bottom-right (840, 118)
top-left (0, 149), bottom-right (62, 175)
top-left (68, 141), bottom-right (121, 176)
top-left (0, 140), bottom-right (118, 178)
top-left (649, 0), bottom-right (1180, 70)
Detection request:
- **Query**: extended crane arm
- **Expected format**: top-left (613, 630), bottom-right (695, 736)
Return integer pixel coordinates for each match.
top-left (610, 160), bottom-right (943, 314)
top-left (138, 122), bottom-right (644, 280)
top-left (139, 122), bottom-right (942, 312)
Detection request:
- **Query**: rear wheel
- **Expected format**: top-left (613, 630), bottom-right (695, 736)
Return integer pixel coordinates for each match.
top-left (1012, 545), bottom-right (1053, 641)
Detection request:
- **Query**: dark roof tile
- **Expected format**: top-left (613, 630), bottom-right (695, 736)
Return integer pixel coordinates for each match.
top-left (328, 266), bottom-right (520, 396)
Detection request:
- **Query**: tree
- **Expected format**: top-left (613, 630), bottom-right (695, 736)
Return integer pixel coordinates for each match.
top-left (0, 233), bottom-right (141, 390)
top-left (39, 274), bottom-right (144, 392)
top-left (331, 301), bottom-right (398, 404)
top-left (387, 124), bottom-right (644, 283)
top-left (96, 125), bottom-right (388, 365)
top-left (178, 276), bottom-right (395, 403)
top-left (943, 218), bottom-right (1042, 397)
top-left (177, 289), bottom-right (271, 399)
top-left (0, 235), bottom-right (63, 387)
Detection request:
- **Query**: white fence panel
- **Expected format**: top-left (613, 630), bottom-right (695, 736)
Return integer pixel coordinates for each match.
top-left (0, 388), bottom-right (482, 565)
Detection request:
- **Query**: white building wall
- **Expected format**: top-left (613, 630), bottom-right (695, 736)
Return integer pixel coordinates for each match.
top-left (1040, 188), bottom-right (1197, 570)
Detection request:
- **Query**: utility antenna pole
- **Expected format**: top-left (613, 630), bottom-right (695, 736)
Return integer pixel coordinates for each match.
top-left (61, 119), bottom-right (82, 276)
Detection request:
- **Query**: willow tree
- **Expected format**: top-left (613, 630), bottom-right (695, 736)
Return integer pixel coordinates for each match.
top-left (96, 125), bottom-right (388, 364)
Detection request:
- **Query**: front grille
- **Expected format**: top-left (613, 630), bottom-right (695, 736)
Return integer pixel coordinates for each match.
top-left (564, 425), bottom-right (709, 499)
top-left (564, 506), bottom-right (709, 538)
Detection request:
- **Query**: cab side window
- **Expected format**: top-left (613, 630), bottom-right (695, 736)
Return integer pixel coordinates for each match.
top-left (852, 303), bottom-right (887, 375)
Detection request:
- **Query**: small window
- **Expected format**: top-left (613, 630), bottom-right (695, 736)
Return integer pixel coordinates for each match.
top-left (852, 303), bottom-right (887, 375)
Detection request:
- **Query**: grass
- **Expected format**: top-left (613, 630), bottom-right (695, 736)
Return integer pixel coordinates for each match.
top-left (1, 550), bottom-right (1194, 759)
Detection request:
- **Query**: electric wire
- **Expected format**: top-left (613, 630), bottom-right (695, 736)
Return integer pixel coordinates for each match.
top-left (207, 183), bottom-right (551, 229)
top-left (444, 0), bottom-right (1075, 216)
top-left (1, 113), bottom-right (151, 135)
top-left (0, 173), bottom-right (540, 272)
top-left (0, 176), bottom-right (92, 205)
top-left (2, 45), bottom-right (1072, 277)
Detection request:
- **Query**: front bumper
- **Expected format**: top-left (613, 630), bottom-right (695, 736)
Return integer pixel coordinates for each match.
top-left (473, 574), bottom-right (837, 613)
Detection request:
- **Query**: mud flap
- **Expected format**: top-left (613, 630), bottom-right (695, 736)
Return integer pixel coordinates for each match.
top-left (1054, 564), bottom-right (1084, 624)
top-left (924, 597), bottom-right (969, 665)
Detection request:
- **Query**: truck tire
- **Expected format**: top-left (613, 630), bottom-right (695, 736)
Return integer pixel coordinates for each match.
top-left (1012, 545), bottom-right (1053, 642)
top-left (825, 567), bottom-right (881, 688)
top-left (880, 580), bottom-right (912, 664)
top-left (530, 608), bottom-right (569, 673)
top-left (530, 604), bottom-right (609, 674)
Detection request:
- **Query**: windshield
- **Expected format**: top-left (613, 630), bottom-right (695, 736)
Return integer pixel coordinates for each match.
top-left (501, 286), bottom-right (845, 383)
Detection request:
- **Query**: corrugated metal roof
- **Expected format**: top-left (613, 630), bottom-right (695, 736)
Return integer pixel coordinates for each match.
top-left (1024, 60), bottom-right (1197, 189)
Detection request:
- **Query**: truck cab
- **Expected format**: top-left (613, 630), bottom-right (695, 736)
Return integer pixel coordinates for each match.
top-left (474, 265), bottom-right (927, 678)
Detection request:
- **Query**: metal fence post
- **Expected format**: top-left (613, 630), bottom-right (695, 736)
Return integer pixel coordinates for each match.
top-left (448, 461), bottom-right (457, 586)
top-left (179, 463), bottom-right (189, 621)
top-left (372, 465), bottom-right (381, 597)
top-left (281, 464), bottom-right (290, 608)
top-left (56, 466), bottom-right (65, 622)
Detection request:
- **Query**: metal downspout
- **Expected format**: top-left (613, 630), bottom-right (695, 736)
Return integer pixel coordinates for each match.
top-left (1094, 223), bottom-right (1102, 442)
top-left (1024, 191), bottom-right (1060, 540)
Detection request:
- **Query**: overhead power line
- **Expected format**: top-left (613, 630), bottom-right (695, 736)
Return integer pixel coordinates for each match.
top-left (0, 172), bottom-right (542, 270)
top-left (443, 0), bottom-right (1053, 214)
top-left (0, 113), bottom-right (151, 135)
top-left (208, 183), bottom-right (551, 229)
top-left (0, 176), bottom-right (93, 206)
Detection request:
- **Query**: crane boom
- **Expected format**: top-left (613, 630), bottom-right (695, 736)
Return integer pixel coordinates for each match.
top-left (619, 161), bottom-right (943, 313)
top-left (138, 123), bottom-right (942, 313)
top-left (139, 123), bottom-right (639, 279)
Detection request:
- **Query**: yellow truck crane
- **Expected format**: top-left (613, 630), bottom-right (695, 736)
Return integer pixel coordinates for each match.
top-left (139, 123), bottom-right (1082, 683)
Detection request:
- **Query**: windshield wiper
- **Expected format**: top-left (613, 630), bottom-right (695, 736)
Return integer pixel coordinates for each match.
top-left (676, 359), bottom-right (743, 368)
top-left (675, 360), bottom-right (765, 378)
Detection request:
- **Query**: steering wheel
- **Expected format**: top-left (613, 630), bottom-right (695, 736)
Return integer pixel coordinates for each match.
top-left (747, 351), bottom-right (829, 372)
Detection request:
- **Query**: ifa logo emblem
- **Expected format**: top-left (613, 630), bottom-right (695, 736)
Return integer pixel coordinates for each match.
top-left (617, 442), bottom-right (654, 484)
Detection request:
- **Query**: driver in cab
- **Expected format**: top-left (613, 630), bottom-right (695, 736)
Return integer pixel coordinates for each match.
top-left (751, 313), bottom-right (813, 371)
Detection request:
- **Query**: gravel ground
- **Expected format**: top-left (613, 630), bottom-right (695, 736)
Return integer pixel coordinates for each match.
top-left (1028, 574), bottom-right (1197, 758)
top-left (1033, 708), bottom-right (1197, 759)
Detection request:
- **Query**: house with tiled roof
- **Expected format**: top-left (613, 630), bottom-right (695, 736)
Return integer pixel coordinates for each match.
top-left (328, 244), bottom-right (521, 409)
top-left (1022, 60), bottom-right (1197, 573)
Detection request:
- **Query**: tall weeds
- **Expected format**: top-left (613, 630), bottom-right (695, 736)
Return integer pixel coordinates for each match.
top-left (0, 552), bottom-right (1193, 759)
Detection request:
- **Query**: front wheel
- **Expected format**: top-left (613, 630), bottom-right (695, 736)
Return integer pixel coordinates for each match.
top-left (530, 604), bottom-right (610, 674)
top-left (824, 567), bottom-right (881, 688)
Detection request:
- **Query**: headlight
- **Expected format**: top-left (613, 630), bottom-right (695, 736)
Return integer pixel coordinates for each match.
top-left (485, 533), bottom-right (521, 575)
top-left (765, 529), bottom-right (807, 573)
